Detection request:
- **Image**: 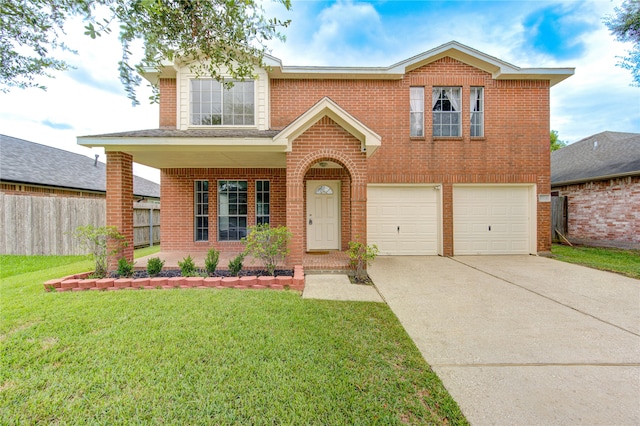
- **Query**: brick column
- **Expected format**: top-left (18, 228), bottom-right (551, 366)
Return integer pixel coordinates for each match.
top-left (442, 183), bottom-right (454, 256)
top-left (106, 152), bottom-right (134, 269)
top-left (285, 178), bottom-right (304, 266)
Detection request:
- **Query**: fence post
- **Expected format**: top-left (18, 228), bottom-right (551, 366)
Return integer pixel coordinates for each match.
top-left (149, 207), bottom-right (153, 247)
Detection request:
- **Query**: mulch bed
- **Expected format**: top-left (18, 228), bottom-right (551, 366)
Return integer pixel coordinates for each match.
top-left (111, 269), bottom-right (294, 279)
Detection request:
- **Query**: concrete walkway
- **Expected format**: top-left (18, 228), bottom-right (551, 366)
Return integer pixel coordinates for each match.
top-left (368, 256), bottom-right (640, 426)
top-left (302, 274), bottom-right (383, 302)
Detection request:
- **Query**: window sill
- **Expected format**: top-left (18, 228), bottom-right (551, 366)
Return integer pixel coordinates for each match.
top-left (410, 136), bottom-right (426, 141)
top-left (433, 136), bottom-right (464, 141)
top-left (470, 136), bottom-right (486, 141)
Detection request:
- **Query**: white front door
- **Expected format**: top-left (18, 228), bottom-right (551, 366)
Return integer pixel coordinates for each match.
top-left (307, 180), bottom-right (340, 250)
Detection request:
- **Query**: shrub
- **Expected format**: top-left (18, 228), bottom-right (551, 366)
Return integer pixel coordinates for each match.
top-left (72, 225), bottom-right (127, 278)
top-left (147, 257), bottom-right (165, 277)
top-left (116, 257), bottom-right (135, 277)
top-left (242, 224), bottom-right (292, 276)
top-left (205, 248), bottom-right (220, 276)
top-left (178, 255), bottom-right (197, 277)
top-left (347, 238), bottom-right (379, 281)
top-left (228, 253), bottom-right (244, 277)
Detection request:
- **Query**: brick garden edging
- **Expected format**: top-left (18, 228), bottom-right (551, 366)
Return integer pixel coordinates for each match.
top-left (44, 266), bottom-right (305, 293)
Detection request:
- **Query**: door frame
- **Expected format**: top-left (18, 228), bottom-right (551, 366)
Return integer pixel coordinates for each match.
top-left (306, 180), bottom-right (341, 251)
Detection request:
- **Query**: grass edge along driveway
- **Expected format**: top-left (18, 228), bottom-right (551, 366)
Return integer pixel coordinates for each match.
top-left (0, 254), bottom-right (468, 425)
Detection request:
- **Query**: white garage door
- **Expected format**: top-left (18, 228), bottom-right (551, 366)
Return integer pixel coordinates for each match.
top-left (367, 186), bottom-right (439, 255)
top-left (453, 186), bottom-right (532, 255)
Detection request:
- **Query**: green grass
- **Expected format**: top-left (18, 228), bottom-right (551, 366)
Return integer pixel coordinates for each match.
top-left (0, 256), bottom-right (467, 425)
top-left (133, 245), bottom-right (161, 259)
top-left (552, 244), bottom-right (640, 279)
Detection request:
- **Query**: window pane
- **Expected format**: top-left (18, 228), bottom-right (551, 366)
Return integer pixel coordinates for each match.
top-left (192, 79), bottom-right (254, 127)
top-left (194, 180), bottom-right (209, 241)
top-left (433, 86), bottom-right (461, 137)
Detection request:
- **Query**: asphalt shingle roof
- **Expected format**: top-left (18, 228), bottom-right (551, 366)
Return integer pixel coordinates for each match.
top-left (551, 131), bottom-right (640, 185)
top-left (0, 135), bottom-right (160, 198)
top-left (80, 128), bottom-right (281, 138)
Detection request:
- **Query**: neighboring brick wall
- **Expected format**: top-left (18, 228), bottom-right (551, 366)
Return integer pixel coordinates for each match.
top-left (555, 176), bottom-right (640, 246)
top-left (271, 57), bottom-right (551, 254)
top-left (159, 78), bottom-right (177, 129)
top-left (160, 168), bottom-right (286, 252)
top-left (0, 183), bottom-right (105, 199)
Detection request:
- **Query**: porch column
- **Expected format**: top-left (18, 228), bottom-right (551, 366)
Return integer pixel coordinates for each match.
top-left (106, 152), bottom-right (134, 269)
top-left (285, 178), bottom-right (304, 266)
top-left (351, 181), bottom-right (367, 245)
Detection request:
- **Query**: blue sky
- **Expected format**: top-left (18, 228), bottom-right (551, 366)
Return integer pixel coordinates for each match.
top-left (1, 0), bottom-right (638, 183)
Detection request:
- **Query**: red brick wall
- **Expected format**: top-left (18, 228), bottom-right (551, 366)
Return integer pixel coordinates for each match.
top-left (285, 116), bottom-right (367, 264)
top-left (159, 78), bottom-right (177, 129)
top-left (160, 168), bottom-right (286, 252)
top-left (556, 176), bottom-right (640, 246)
top-left (271, 57), bottom-right (551, 254)
top-left (106, 152), bottom-right (134, 266)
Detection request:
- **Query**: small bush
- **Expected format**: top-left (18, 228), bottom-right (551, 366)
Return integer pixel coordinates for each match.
top-left (72, 225), bottom-right (127, 278)
top-left (178, 255), bottom-right (197, 277)
top-left (116, 257), bottom-right (135, 277)
top-left (205, 248), bottom-right (220, 276)
top-left (347, 238), bottom-right (379, 282)
top-left (147, 257), bottom-right (165, 277)
top-left (228, 253), bottom-right (244, 277)
top-left (243, 224), bottom-right (292, 276)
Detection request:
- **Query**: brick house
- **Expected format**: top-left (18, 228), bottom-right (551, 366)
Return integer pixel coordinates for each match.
top-left (551, 131), bottom-right (640, 249)
top-left (79, 41), bottom-right (573, 267)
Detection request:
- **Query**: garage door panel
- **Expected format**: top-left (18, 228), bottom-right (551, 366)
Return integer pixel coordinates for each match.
top-left (368, 186), bottom-right (439, 255)
top-left (454, 186), bottom-right (532, 255)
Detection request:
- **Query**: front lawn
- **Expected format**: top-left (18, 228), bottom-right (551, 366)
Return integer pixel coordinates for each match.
top-left (551, 244), bottom-right (640, 279)
top-left (0, 255), bottom-right (467, 425)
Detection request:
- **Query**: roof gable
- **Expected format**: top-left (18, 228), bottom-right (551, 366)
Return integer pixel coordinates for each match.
top-left (0, 135), bottom-right (160, 198)
top-left (551, 131), bottom-right (640, 185)
top-left (265, 41), bottom-right (574, 86)
top-left (273, 97), bottom-right (381, 157)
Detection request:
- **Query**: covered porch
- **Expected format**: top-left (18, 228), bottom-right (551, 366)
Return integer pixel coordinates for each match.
top-left (135, 250), bottom-right (351, 272)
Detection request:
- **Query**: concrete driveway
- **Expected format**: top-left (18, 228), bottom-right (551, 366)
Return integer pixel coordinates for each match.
top-left (368, 256), bottom-right (640, 425)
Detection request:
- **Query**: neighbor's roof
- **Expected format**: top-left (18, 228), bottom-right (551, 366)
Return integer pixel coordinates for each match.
top-left (551, 131), bottom-right (640, 186)
top-left (0, 135), bottom-right (160, 198)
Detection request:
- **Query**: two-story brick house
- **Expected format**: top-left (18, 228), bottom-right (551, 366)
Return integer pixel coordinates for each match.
top-left (79, 41), bottom-right (573, 267)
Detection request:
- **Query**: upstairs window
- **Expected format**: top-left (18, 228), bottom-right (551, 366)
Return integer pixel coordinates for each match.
top-left (432, 87), bottom-right (461, 137)
top-left (470, 87), bottom-right (484, 137)
top-left (410, 87), bottom-right (424, 137)
top-left (190, 79), bottom-right (255, 126)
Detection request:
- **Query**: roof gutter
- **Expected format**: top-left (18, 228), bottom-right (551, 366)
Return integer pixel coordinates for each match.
top-left (551, 170), bottom-right (640, 187)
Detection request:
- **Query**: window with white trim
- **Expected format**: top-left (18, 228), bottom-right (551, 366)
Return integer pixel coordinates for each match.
top-left (470, 87), bottom-right (484, 137)
top-left (190, 79), bottom-right (255, 126)
top-left (218, 180), bottom-right (247, 241)
top-left (194, 180), bottom-right (209, 241)
top-left (410, 87), bottom-right (424, 137)
top-left (432, 87), bottom-right (461, 137)
top-left (256, 180), bottom-right (270, 225)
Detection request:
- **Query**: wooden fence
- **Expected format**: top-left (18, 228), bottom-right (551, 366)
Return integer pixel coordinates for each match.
top-left (551, 195), bottom-right (567, 242)
top-left (0, 193), bottom-right (160, 255)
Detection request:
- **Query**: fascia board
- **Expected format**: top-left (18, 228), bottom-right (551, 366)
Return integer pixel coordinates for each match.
top-left (77, 137), bottom-right (288, 152)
